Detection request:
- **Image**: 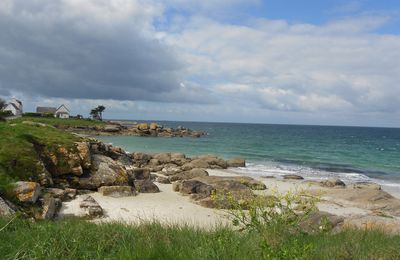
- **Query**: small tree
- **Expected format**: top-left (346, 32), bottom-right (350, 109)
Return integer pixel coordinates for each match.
top-left (97, 105), bottom-right (105, 121)
top-left (90, 105), bottom-right (106, 121)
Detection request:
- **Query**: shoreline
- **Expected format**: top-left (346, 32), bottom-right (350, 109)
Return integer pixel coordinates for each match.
top-left (60, 167), bottom-right (400, 232)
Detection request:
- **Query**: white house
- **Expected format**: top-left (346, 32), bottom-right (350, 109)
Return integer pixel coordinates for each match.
top-left (55, 104), bottom-right (70, 118)
top-left (36, 104), bottom-right (70, 118)
top-left (4, 98), bottom-right (23, 116)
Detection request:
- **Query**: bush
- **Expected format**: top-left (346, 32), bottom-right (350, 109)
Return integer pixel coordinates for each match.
top-left (214, 188), bottom-right (322, 258)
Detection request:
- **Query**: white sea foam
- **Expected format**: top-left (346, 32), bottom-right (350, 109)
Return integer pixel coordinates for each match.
top-left (230, 161), bottom-right (400, 192)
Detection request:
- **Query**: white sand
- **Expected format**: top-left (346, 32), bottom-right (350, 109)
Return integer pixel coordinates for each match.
top-left (60, 182), bottom-right (230, 228)
top-left (60, 168), bottom-right (399, 228)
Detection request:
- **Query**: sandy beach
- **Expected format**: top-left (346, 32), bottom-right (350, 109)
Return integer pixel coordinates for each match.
top-left (60, 168), bottom-right (400, 231)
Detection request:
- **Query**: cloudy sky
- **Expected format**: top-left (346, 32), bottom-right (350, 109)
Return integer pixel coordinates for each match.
top-left (1, 0), bottom-right (400, 127)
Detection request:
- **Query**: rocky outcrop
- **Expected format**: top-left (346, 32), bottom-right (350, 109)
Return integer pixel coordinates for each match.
top-left (44, 188), bottom-right (76, 201)
top-left (98, 186), bottom-right (135, 197)
top-left (65, 122), bottom-right (206, 138)
top-left (80, 196), bottom-right (103, 218)
top-left (14, 181), bottom-right (41, 203)
top-left (174, 176), bottom-right (266, 209)
top-left (77, 154), bottom-right (129, 190)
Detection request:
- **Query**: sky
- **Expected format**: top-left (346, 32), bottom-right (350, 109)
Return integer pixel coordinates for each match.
top-left (1, 0), bottom-right (400, 127)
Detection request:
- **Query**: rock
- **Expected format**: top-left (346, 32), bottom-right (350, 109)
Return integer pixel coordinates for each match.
top-left (153, 153), bottom-right (172, 164)
top-left (183, 159), bottom-right (210, 170)
top-left (98, 186), bottom-right (135, 197)
top-left (14, 181), bottom-right (41, 203)
top-left (169, 168), bottom-right (209, 181)
top-left (172, 181), bottom-right (182, 192)
top-left (131, 168), bottom-right (151, 180)
top-left (137, 123), bottom-right (149, 131)
top-left (170, 153), bottom-right (187, 166)
top-left (41, 197), bottom-right (59, 220)
top-left (65, 188), bottom-right (77, 200)
top-left (135, 180), bottom-right (160, 193)
top-left (77, 155), bottom-right (129, 189)
top-left (227, 158), bottom-right (246, 167)
top-left (149, 158), bottom-right (161, 166)
top-left (37, 161), bottom-right (53, 186)
top-left (300, 211), bottom-right (344, 233)
top-left (0, 197), bottom-right (16, 216)
top-left (180, 180), bottom-right (214, 198)
top-left (320, 178), bottom-right (346, 188)
top-left (351, 182), bottom-right (381, 190)
top-left (133, 152), bottom-right (152, 165)
top-left (149, 123), bottom-right (159, 130)
top-left (283, 174), bottom-right (304, 180)
top-left (156, 176), bottom-right (171, 184)
top-left (45, 146), bottom-right (84, 176)
top-left (75, 142), bottom-right (91, 169)
top-left (80, 196), bottom-right (103, 218)
top-left (103, 125), bottom-right (121, 133)
top-left (177, 176), bottom-right (259, 208)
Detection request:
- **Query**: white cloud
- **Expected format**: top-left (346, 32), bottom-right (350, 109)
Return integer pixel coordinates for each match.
top-left (164, 15), bottom-right (400, 114)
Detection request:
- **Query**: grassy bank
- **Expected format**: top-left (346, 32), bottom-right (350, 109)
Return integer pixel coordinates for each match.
top-left (0, 218), bottom-right (399, 259)
top-left (0, 120), bottom-right (81, 197)
top-left (13, 116), bottom-right (106, 128)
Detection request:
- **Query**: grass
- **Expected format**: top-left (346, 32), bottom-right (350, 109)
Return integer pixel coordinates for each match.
top-left (0, 217), bottom-right (399, 259)
top-left (14, 116), bottom-right (106, 128)
top-left (0, 120), bottom-right (81, 198)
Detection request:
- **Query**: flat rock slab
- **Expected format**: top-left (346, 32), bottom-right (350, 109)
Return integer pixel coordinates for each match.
top-left (283, 174), bottom-right (304, 180)
top-left (98, 186), bottom-right (136, 198)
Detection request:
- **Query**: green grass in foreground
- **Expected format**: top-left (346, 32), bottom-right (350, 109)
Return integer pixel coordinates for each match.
top-left (0, 218), bottom-right (399, 259)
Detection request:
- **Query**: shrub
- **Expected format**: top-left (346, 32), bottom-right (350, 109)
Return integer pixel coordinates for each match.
top-left (213, 188), bottom-right (322, 258)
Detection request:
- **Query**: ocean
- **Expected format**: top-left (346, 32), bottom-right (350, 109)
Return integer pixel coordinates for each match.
top-left (98, 121), bottom-right (400, 191)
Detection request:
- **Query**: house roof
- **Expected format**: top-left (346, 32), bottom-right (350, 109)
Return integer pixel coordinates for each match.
top-left (36, 107), bottom-right (57, 113)
top-left (5, 103), bottom-right (19, 111)
top-left (56, 104), bottom-right (70, 113)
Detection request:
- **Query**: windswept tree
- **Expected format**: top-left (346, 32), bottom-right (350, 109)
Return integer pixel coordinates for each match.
top-left (90, 105), bottom-right (106, 121)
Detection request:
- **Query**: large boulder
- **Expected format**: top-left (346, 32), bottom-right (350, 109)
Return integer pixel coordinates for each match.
top-left (77, 155), bottom-right (129, 189)
top-left (153, 153), bottom-right (172, 164)
top-left (149, 123), bottom-right (159, 130)
top-left (133, 152), bottom-right (152, 165)
top-left (0, 197), bottom-right (16, 216)
top-left (170, 153), bottom-right (187, 166)
top-left (98, 186), bottom-right (135, 197)
top-left (134, 180), bottom-right (160, 193)
top-left (80, 196), bottom-right (103, 218)
top-left (182, 159), bottom-right (210, 170)
top-left (169, 168), bottom-right (209, 182)
top-left (177, 176), bottom-right (262, 208)
top-left (131, 168), bottom-right (151, 180)
top-left (14, 181), bottom-right (41, 203)
top-left (300, 211), bottom-right (344, 233)
top-left (227, 158), bottom-right (246, 168)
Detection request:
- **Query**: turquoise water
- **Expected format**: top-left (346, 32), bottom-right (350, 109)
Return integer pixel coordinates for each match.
top-left (98, 122), bottom-right (400, 189)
